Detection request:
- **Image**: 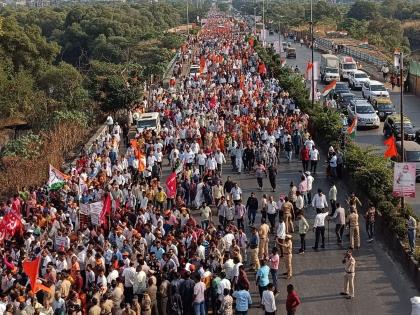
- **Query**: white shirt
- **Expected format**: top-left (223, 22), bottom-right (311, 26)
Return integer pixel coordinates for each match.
top-left (122, 266), bottom-right (136, 287)
top-left (267, 201), bottom-right (277, 214)
top-left (262, 290), bottom-right (276, 312)
top-left (215, 152), bottom-right (226, 164)
top-left (312, 193), bottom-right (328, 209)
top-left (197, 153), bottom-right (207, 165)
top-left (306, 175), bottom-right (314, 191)
top-left (296, 195), bottom-right (304, 210)
top-left (276, 222), bottom-right (286, 240)
top-left (218, 278), bottom-right (231, 298)
top-left (310, 148), bottom-right (319, 161)
top-left (314, 211), bottom-right (330, 228)
top-left (231, 187), bottom-right (242, 201)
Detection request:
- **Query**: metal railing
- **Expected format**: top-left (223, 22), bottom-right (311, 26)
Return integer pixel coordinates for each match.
top-left (315, 37), bottom-right (387, 68)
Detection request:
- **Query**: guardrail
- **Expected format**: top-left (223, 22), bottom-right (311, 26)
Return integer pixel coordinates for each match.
top-left (162, 51), bottom-right (181, 88)
top-left (315, 37), bottom-right (387, 68)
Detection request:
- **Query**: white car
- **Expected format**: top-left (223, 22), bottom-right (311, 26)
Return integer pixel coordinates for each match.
top-left (362, 80), bottom-right (389, 103)
top-left (189, 64), bottom-right (201, 77)
top-left (348, 70), bottom-right (370, 90)
top-left (347, 99), bottom-right (380, 128)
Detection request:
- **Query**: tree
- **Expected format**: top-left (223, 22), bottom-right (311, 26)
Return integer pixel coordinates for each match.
top-left (347, 0), bottom-right (379, 21)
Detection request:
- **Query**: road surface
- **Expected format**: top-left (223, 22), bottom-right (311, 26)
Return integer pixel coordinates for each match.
top-left (266, 33), bottom-right (420, 217)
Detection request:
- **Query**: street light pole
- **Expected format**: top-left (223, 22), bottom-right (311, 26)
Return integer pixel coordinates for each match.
top-left (400, 52), bottom-right (405, 209)
top-left (311, 0), bottom-right (314, 106)
top-left (262, 0), bottom-right (265, 46)
top-left (254, 7), bottom-right (256, 35)
top-left (187, 0), bottom-right (189, 37)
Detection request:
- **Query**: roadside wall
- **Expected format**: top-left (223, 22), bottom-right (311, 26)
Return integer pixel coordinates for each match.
top-left (409, 61), bottom-right (420, 96)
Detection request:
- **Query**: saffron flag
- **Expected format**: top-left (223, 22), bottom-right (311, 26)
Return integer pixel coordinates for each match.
top-left (305, 62), bottom-right (313, 80)
top-left (322, 80), bottom-right (337, 96)
top-left (47, 165), bottom-right (68, 190)
top-left (23, 256), bottom-right (41, 292)
top-left (165, 172), bottom-right (177, 199)
top-left (347, 117), bottom-right (357, 139)
top-left (384, 135), bottom-right (397, 158)
top-left (138, 151), bottom-right (146, 172)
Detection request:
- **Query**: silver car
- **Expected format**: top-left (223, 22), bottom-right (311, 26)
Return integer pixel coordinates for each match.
top-left (347, 100), bottom-right (380, 128)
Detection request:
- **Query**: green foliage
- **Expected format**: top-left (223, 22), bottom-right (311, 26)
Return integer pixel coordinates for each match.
top-left (51, 110), bottom-right (89, 128)
top-left (347, 0), bottom-right (379, 21)
top-left (1, 132), bottom-right (43, 159)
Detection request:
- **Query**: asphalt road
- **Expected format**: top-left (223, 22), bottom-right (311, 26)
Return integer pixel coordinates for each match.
top-left (266, 33), bottom-right (420, 217)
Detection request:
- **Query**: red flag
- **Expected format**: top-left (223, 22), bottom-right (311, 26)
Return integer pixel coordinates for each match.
top-left (384, 136), bottom-right (397, 158)
top-left (165, 172), bottom-right (177, 199)
top-left (1, 210), bottom-right (22, 240)
top-left (249, 37), bottom-right (254, 48)
top-left (23, 257), bottom-right (40, 292)
top-left (99, 193), bottom-right (111, 225)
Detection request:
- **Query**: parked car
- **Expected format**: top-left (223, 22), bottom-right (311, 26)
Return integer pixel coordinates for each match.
top-left (332, 82), bottom-right (350, 99)
top-left (348, 70), bottom-right (370, 90)
top-left (395, 141), bottom-right (420, 182)
top-left (347, 99), bottom-right (380, 129)
top-left (362, 80), bottom-right (390, 103)
top-left (373, 97), bottom-right (396, 121)
top-left (383, 114), bottom-right (416, 140)
top-left (337, 92), bottom-right (356, 109)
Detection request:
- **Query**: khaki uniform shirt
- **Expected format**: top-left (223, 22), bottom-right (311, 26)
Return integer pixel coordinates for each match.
top-left (259, 223), bottom-right (270, 239)
top-left (347, 213), bottom-right (359, 227)
top-left (283, 239), bottom-right (293, 255)
top-left (282, 202), bottom-right (293, 215)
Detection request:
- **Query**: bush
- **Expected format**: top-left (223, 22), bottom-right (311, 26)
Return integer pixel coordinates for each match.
top-left (1, 133), bottom-right (43, 159)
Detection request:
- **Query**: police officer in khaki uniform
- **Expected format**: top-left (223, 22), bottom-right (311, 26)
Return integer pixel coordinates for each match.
top-left (249, 227), bottom-right (260, 271)
top-left (281, 197), bottom-right (295, 233)
top-left (346, 206), bottom-right (360, 249)
top-left (341, 250), bottom-right (356, 299)
top-left (279, 234), bottom-right (293, 279)
top-left (258, 218), bottom-right (270, 259)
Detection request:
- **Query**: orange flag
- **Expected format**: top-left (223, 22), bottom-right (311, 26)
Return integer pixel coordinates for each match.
top-left (138, 151), bottom-right (146, 172)
top-left (23, 257), bottom-right (40, 292)
top-left (384, 136), bottom-right (397, 158)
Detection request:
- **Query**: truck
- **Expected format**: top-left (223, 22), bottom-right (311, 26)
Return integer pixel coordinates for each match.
top-left (339, 56), bottom-right (357, 80)
top-left (320, 54), bottom-right (340, 83)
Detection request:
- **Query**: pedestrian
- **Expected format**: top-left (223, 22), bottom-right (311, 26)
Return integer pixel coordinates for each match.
top-left (268, 164), bottom-right (277, 192)
top-left (286, 284), bottom-right (301, 315)
top-left (232, 284), bottom-right (252, 315)
top-left (310, 145), bottom-right (319, 174)
top-left (246, 192), bottom-right (258, 226)
top-left (297, 211), bottom-right (309, 253)
top-left (199, 202), bottom-right (212, 230)
top-left (284, 137), bottom-right (293, 162)
top-left (390, 74), bottom-right (397, 90)
top-left (256, 260), bottom-right (270, 298)
top-left (281, 197), bottom-right (294, 234)
top-left (365, 202), bottom-right (379, 242)
top-left (258, 218), bottom-right (270, 259)
top-left (329, 152), bottom-right (337, 178)
top-left (305, 171), bottom-right (314, 204)
top-left (406, 213), bottom-right (417, 255)
top-left (261, 194), bottom-right (268, 221)
top-left (381, 64), bottom-right (389, 81)
top-left (193, 273), bottom-right (206, 315)
top-left (219, 288), bottom-right (233, 315)
top-left (328, 182), bottom-right (337, 215)
top-left (300, 145), bottom-right (310, 172)
top-left (255, 162), bottom-right (266, 190)
top-left (269, 247), bottom-right (280, 293)
top-left (249, 227), bottom-right (260, 271)
top-left (312, 207), bottom-right (330, 250)
top-left (341, 250), bottom-right (356, 299)
top-left (267, 196), bottom-right (277, 230)
top-left (331, 202), bottom-right (345, 246)
top-left (292, 129), bottom-right (302, 157)
top-left (261, 283), bottom-right (277, 315)
top-left (347, 192), bottom-right (362, 211)
top-left (312, 188), bottom-right (328, 212)
top-left (346, 206), bottom-right (360, 250)
top-left (279, 234), bottom-right (293, 279)
top-left (298, 175), bottom-right (308, 206)
top-left (236, 228), bottom-right (248, 265)
top-left (235, 200), bottom-right (246, 230)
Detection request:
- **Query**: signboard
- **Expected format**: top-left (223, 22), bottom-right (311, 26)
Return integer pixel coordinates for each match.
top-left (393, 162), bottom-right (416, 197)
top-left (54, 235), bottom-right (68, 251)
top-left (89, 201), bottom-right (103, 225)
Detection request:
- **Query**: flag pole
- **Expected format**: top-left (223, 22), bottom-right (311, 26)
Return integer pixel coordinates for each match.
top-left (400, 52), bottom-right (405, 210)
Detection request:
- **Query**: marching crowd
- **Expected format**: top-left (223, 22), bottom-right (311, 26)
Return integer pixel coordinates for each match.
top-left (0, 10), bottom-right (409, 315)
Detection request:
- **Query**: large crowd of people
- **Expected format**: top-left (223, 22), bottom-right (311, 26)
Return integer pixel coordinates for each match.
top-left (0, 9), bottom-right (389, 315)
